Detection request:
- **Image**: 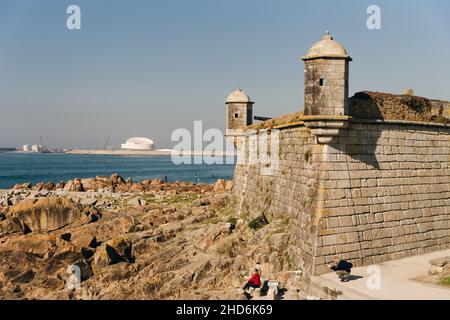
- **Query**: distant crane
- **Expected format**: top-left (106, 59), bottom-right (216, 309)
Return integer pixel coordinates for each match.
top-left (39, 136), bottom-right (49, 153)
top-left (104, 136), bottom-right (110, 150)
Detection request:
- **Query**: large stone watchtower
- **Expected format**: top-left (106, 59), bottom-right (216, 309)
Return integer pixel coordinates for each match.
top-left (301, 32), bottom-right (352, 116)
top-left (225, 88), bottom-right (254, 136)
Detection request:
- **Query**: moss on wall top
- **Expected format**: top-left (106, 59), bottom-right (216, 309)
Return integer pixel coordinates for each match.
top-left (349, 91), bottom-right (450, 124)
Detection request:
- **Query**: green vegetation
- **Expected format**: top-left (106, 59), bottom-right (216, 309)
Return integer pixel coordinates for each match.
top-left (227, 217), bottom-right (238, 226)
top-left (204, 216), bottom-right (221, 225)
top-left (142, 194), bottom-right (157, 204)
top-left (284, 252), bottom-right (293, 270)
top-left (139, 193), bottom-right (204, 207)
top-left (304, 149), bottom-right (312, 162)
top-left (215, 239), bottom-right (237, 258)
top-left (439, 275), bottom-right (450, 287)
top-left (248, 215), bottom-right (268, 231)
top-left (433, 115), bottom-right (450, 124)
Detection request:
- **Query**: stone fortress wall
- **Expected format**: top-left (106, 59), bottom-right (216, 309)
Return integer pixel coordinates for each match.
top-left (232, 119), bottom-right (450, 277)
top-left (233, 126), bottom-right (320, 277)
top-left (315, 121), bottom-right (450, 275)
top-left (227, 32), bottom-right (450, 278)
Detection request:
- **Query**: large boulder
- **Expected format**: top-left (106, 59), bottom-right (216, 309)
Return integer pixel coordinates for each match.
top-left (63, 179), bottom-right (83, 192)
top-left (63, 180), bottom-right (74, 192)
top-left (225, 180), bottom-right (234, 191)
top-left (8, 197), bottom-right (88, 233)
top-left (32, 183), bottom-right (45, 191)
top-left (213, 179), bottom-right (226, 193)
top-left (92, 237), bottom-right (134, 273)
top-left (109, 173), bottom-right (125, 185)
top-left (13, 182), bottom-right (31, 190)
top-left (95, 176), bottom-right (109, 183)
top-left (80, 178), bottom-right (98, 192)
top-left (55, 181), bottom-right (65, 190)
top-left (129, 183), bottom-right (144, 192)
top-left (71, 259), bottom-right (94, 281)
top-left (42, 182), bottom-right (56, 191)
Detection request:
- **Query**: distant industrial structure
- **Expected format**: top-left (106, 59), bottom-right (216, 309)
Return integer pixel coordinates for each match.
top-left (121, 137), bottom-right (155, 150)
top-left (22, 144), bottom-right (44, 152)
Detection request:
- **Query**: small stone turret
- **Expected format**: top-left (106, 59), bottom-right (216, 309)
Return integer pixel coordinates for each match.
top-left (225, 88), bottom-right (254, 136)
top-left (302, 32), bottom-right (352, 116)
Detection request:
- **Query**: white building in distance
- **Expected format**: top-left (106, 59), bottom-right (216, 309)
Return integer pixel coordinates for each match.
top-left (121, 137), bottom-right (155, 150)
top-left (31, 145), bottom-right (44, 152)
top-left (23, 145), bottom-right (31, 152)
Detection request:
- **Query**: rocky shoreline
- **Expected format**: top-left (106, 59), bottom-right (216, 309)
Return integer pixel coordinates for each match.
top-left (0, 174), bottom-right (308, 300)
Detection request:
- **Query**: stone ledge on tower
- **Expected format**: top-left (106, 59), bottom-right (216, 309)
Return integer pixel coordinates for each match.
top-left (302, 115), bottom-right (351, 144)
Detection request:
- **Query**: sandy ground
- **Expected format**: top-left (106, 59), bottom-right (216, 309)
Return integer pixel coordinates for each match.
top-left (313, 249), bottom-right (450, 300)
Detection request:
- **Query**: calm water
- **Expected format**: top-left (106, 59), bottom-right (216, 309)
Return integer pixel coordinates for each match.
top-left (0, 153), bottom-right (235, 189)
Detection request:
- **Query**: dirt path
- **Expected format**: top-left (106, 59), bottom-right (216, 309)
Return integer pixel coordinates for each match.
top-left (313, 249), bottom-right (450, 300)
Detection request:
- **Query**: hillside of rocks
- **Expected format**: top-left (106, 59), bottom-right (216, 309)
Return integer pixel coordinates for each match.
top-left (0, 174), bottom-right (307, 300)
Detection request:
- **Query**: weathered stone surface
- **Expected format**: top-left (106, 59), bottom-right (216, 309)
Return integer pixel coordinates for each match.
top-left (13, 182), bottom-right (31, 190)
top-left (72, 259), bottom-right (94, 281)
top-left (92, 237), bottom-right (134, 273)
top-left (0, 184), bottom-right (263, 300)
top-left (8, 197), bottom-right (87, 233)
top-left (214, 179), bottom-right (226, 193)
top-left (225, 180), bottom-right (234, 191)
top-left (80, 178), bottom-right (98, 191)
top-left (127, 197), bottom-right (142, 206)
top-left (429, 256), bottom-right (450, 267)
top-left (232, 119), bottom-right (450, 277)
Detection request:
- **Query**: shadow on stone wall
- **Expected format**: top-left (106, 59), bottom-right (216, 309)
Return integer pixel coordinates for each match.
top-left (329, 120), bottom-right (449, 171)
top-left (349, 92), bottom-right (384, 120)
top-left (329, 129), bottom-right (382, 170)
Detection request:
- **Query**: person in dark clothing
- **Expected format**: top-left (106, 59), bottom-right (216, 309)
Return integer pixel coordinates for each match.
top-left (243, 269), bottom-right (261, 291)
top-left (328, 256), bottom-right (353, 282)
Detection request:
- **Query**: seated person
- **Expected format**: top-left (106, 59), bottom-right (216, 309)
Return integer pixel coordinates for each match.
top-left (243, 269), bottom-right (261, 291)
top-left (328, 256), bottom-right (353, 282)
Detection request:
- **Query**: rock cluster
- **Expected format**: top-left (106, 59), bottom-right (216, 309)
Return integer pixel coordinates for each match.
top-left (11, 173), bottom-right (214, 194)
top-left (429, 256), bottom-right (450, 275)
top-left (0, 176), bottom-right (305, 300)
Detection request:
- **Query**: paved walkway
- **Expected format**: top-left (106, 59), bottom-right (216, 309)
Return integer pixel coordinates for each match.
top-left (313, 249), bottom-right (450, 300)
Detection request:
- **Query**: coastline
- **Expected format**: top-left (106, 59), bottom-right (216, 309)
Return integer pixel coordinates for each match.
top-left (65, 150), bottom-right (237, 157)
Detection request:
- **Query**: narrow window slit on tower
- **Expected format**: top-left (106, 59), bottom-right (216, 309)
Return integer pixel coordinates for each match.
top-left (319, 78), bottom-right (325, 86)
top-left (234, 113), bottom-right (239, 118)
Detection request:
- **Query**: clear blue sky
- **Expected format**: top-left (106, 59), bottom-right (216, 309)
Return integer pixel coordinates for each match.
top-left (1, 0), bottom-right (449, 149)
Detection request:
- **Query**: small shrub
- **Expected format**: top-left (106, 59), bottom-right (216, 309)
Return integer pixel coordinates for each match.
top-left (228, 217), bottom-right (238, 226)
top-left (215, 239), bottom-right (236, 258)
top-left (143, 194), bottom-right (156, 204)
top-left (439, 275), bottom-right (450, 287)
top-left (248, 215), bottom-right (268, 231)
top-left (304, 149), bottom-right (312, 162)
top-left (433, 115), bottom-right (450, 124)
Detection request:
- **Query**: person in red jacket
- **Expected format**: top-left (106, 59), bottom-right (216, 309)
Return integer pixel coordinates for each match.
top-left (243, 269), bottom-right (261, 291)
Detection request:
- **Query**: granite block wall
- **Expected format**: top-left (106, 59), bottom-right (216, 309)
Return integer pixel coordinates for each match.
top-left (232, 120), bottom-right (450, 276)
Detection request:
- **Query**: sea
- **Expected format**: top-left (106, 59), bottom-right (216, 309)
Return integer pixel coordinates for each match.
top-left (0, 152), bottom-right (235, 189)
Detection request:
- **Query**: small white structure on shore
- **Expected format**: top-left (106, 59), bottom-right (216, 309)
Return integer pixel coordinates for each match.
top-left (23, 145), bottom-right (31, 152)
top-left (31, 145), bottom-right (43, 152)
top-left (121, 137), bottom-right (155, 150)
